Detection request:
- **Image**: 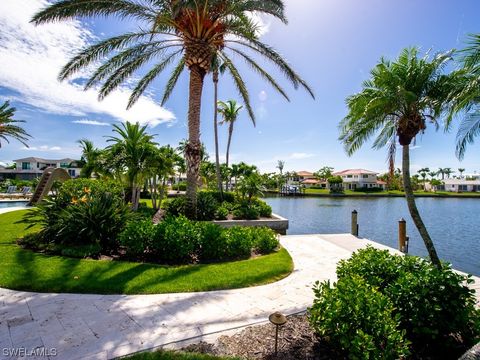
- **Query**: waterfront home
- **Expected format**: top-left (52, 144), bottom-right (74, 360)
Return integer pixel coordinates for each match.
top-left (427, 178), bottom-right (480, 192)
top-left (0, 157), bottom-right (82, 180)
top-left (287, 171), bottom-right (317, 185)
top-left (333, 169), bottom-right (386, 190)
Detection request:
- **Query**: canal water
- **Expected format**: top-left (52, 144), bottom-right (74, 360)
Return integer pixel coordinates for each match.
top-left (264, 196), bottom-right (480, 276)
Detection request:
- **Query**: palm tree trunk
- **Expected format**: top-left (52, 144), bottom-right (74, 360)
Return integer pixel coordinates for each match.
top-left (402, 145), bottom-right (441, 268)
top-left (213, 70), bottom-right (223, 197)
top-left (226, 122), bottom-right (233, 168)
top-left (185, 66), bottom-right (205, 219)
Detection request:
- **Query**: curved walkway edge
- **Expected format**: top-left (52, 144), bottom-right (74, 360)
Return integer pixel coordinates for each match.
top-left (0, 207), bottom-right (478, 360)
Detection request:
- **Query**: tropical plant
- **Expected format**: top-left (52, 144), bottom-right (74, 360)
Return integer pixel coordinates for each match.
top-left (458, 167), bottom-right (466, 178)
top-left (77, 139), bottom-right (103, 178)
top-left (429, 170), bottom-right (438, 180)
top-left (218, 100), bottom-right (244, 168)
top-left (106, 122), bottom-right (156, 210)
top-left (0, 100), bottom-right (31, 148)
top-left (144, 145), bottom-right (176, 211)
top-left (314, 166), bottom-right (334, 180)
top-left (32, 0), bottom-right (314, 219)
top-left (339, 47), bottom-right (457, 268)
top-left (444, 167), bottom-right (454, 178)
top-left (276, 160), bottom-right (285, 175)
top-left (418, 167), bottom-right (430, 190)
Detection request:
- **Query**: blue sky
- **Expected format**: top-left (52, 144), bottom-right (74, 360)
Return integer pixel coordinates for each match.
top-left (0, 0), bottom-right (479, 175)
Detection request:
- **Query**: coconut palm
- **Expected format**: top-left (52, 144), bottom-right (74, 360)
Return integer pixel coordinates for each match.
top-left (458, 168), bottom-right (465, 178)
top-left (428, 171), bottom-right (438, 180)
top-left (418, 167), bottom-right (430, 191)
top-left (276, 160), bottom-right (285, 175)
top-left (444, 167), bottom-right (454, 179)
top-left (32, 0), bottom-right (314, 218)
top-left (438, 168), bottom-right (446, 180)
top-left (218, 100), bottom-right (244, 168)
top-left (0, 101), bottom-right (31, 148)
top-left (106, 122), bottom-right (156, 210)
top-left (211, 56), bottom-right (226, 196)
top-left (339, 47), bottom-right (456, 268)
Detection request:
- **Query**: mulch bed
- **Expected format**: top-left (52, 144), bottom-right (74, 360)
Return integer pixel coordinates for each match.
top-left (184, 314), bottom-right (341, 360)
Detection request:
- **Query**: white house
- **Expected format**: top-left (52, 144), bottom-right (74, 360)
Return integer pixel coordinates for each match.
top-left (429, 179), bottom-right (480, 192)
top-left (333, 169), bottom-right (386, 190)
top-left (0, 157), bottom-right (82, 180)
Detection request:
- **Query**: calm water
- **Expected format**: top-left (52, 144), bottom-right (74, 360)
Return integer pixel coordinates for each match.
top-left (0, 201), bottom-right (28, 209)
top-left (265, 196), bottom-right (480, 276)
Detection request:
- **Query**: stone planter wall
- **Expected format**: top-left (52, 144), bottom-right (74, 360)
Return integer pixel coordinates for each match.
top-left (212, 213), bottom-right (289, 235)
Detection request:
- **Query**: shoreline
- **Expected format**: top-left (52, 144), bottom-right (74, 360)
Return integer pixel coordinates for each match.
top-left (265, 190), bottom-right (480, 199)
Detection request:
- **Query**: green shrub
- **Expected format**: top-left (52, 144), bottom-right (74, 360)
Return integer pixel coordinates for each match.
top-left (198, 223), bottom-right (225, 261)
top-left (252, 199), bottom-right (272, 217)
top-left (251, 227), bottom-right (279, 254)
top-left (163, 196), bottom-right (187, 217)
top-left (136, 202), bottom-right (157, 219)
top-left (336, 247), bottom-right (480, 356)
top-left (221, 227), bottom-right (253, 259)
top-left (197, 192), bottom-right (219, 221)
top-left (172, 182), bottom-right (187, 191)
top-left (154, 216), bottom-right (200, 263)
top-left (119, 219), bottom-right (156, 258)
top-left (232, 206), bottom-right (259, 220)
top-left (214, 205), bottom-right (229, 220)
top-left (308, 276), bottom-right (410, 359)
top-left (56, 178), bottom-right (124, 206)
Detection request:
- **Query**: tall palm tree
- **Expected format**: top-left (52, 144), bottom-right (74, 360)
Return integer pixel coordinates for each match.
top-left (106, 122), bottom-right (156, 210)
top-left (276, 160), bottom-right (285, 175)
top-left (339, 48), bottom-right (456, 268)
top-left (32, 0), bottom-right (314, 219)
top-left (428, 171), bottom-right (438, 180)
top-left (211, 55), bottom-right (226, 196)
top-left (438, 168), bottom-right (446, 180)
top-left (444, 167), bottom-right (453, 179)
top-left (418, 167), bottom-right (430, 191)
top-left (458, 168), bottom-right (465, 178)
top-left (218, 100), bottom-right (244, 168)
top-left (0, 101), bottom-right (31, 148)
top-left (77, 139), bottom-right (102, 178)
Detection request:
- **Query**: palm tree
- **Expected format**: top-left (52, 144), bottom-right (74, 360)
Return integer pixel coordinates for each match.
top-left (218, 100), bottom-right (244, 168)
top-left (77, 139), bottom-right (102, 178)
top-left (211, 56), bottom-right (226, 196)
top-left (418, 167), bottom-right (430, 190)
top-left (428, 171), bottom-right (438, 180)
top-left (438, 168), bottom-right (446, 180)
top-left (458, 168), bottom-right (465, 178)
top-left (444, 167), bottom-right (454, 179)
top-left (106, 122), bottom-right (156, 210)
top-left (339, 48), bottom-right (456, 268)
top-left (276, 160), bottom-right (285, 175)
top-left (32, 0), bottom-right (314, 219)
top-left (0, 100), bottom-right (31, 148)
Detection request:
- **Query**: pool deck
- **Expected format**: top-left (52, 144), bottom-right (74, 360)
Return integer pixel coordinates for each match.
top-left (0, 207), bottom-right (478, 359)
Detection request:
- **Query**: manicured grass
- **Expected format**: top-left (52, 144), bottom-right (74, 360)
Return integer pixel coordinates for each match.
top-left (0, 210), bottom-right (293, 295)
top-left (124, 350), bottom-right (239, 360)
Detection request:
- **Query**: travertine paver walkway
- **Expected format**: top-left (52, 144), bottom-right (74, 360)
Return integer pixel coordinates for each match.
top-left (0, 206), bottom-right (479, 359)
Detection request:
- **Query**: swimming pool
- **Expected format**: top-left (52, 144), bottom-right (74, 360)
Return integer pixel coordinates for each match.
top-left (0, 201), bottom-right (28, 209)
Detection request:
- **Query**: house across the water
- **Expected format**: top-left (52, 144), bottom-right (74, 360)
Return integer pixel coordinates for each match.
top-left (427, 178), bottom-right (480, 192)
top-left (333, 169), bottom-right (386, 190)
top-left (0, 157), bottom-right (82, 180)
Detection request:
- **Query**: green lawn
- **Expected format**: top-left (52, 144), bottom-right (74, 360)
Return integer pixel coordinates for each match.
top-left (0, 210), bottom-right (293, 295)
top-left (124, 350), bottom-right (239, 360)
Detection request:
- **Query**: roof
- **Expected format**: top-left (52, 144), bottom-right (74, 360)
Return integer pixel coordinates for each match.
top-left (376, 180), bottom-right (387, 185)
top-left (14, 157), bottom-right (78, 163)
top-left (296, 171), bottom-right (314, 177)
top-left (333, 169), bottom-right (378, 176)
top-left (301, 179), bottom-right (323, 185)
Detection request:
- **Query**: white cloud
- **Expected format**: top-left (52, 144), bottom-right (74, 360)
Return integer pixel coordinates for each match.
top-left (288, 152), bottom-right (316, 160)
top-left (21, 145), bottom-right (62, 151)
top-left (0, 0), bottom-right (175, 127)
top-left (72, 119), bottom-right (111, 127)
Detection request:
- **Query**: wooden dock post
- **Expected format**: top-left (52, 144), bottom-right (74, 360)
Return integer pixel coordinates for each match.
top-left (398, 218), bottom-right (407, 252)
top-left (351, 210), bottom-right (358, 236)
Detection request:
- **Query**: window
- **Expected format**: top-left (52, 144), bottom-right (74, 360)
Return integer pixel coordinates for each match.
top-left (347, 175), bottom-right (353, 178)
top-left (362, 174), bottom-right (369, 179)
top-left (36, 162), bottom-right (40, 168)
top-left (459, 185), bottom-right (468, 191)
top-left (68, 169), bottom-right (76, 177)
top-left (60, 163), bottom-right (69, 168)
top-left (21, 162), bottom-right (31, 170)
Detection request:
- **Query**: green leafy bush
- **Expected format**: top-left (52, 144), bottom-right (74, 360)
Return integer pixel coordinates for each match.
top-left (119, 219), bottom-right (156, 258)
top-left (336, 247), bottom-right (480, 357)
top-left (198, 223), bottom-right (225, 261)
top-left (221, 226), bottom-right (253, 259)
top-left (197, 191), bottom-right (219, 221)
top-left (308, 276), bottom-right (410, 359)
top-left (163, 196), bottom-right (187, 217)
top-left (214, 205), bottom-right (229, 220)
top-left (171, 182), bottom-right (187, 191)
top-left (251, 227), bottom-right (279, 254)
top-left (154, 216), bottom-right (201, 263)
top-left (232, 205), bottom-right (260, 220)
top-left (56, 178), bottom-right (124, 206)
top-left (252, 199), bottom-right (272, 218)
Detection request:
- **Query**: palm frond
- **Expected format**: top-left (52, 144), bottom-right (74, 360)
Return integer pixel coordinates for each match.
top-left (456, 110), bottom-right (480, 160)
top-left (161, 58), bottom-right (186, 106)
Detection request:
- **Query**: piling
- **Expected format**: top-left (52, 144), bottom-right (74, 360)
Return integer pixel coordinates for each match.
top-left (351, 210), bottom-right (358, 236)
top-left (398, 218), bottom-right (407, 252)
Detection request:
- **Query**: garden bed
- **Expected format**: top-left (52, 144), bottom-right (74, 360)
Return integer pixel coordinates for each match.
top-left (212, 213), bottom-right (289, 235)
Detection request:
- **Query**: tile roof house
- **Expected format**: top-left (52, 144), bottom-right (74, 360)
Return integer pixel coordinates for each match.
top-left (0, 157), bottom-right (82, 180)
top-left (333, 169), bottom-right (386, 190)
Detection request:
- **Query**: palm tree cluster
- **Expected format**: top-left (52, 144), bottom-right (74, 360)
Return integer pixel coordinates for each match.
top-left (32, 0), bottom-right (314, 218)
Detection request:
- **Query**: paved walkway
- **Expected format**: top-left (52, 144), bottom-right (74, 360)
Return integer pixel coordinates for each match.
top-left (0, 206), bottom-right (478, 359)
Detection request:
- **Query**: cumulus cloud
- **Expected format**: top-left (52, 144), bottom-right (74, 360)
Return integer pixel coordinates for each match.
top-left (72, 119), bottom-right (111, 127)
top-left (0, 0), bottom-right (175, 127)
top-left (21, 145), bottom-right (62, 151)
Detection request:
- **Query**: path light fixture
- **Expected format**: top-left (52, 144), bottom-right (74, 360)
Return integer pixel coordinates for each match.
top-left (269, 311), bottom-right (287, 356)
